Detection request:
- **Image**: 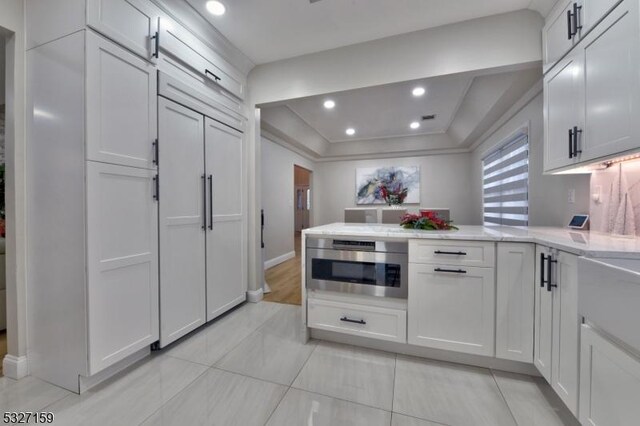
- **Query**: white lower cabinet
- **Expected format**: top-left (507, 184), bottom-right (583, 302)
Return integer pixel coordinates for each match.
top-left (308, 298), bottom-right (407, 343)
top-left (496, 243), bottom-right (535, 363)
top-left (408, 263), bottom-right (495, 356)
top-left (579, 324), bottom-right (640, 425)
top-left (534, 246), bottom-right (580, 416)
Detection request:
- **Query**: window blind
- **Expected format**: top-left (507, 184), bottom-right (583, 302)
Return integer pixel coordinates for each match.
top-left (483, 131), bottom-right (529, 227)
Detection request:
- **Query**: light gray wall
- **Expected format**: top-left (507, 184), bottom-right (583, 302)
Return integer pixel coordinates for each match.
top-left (261, 136), bottom-right (315, 264)
top-left (470, 92), bottom-right (591, 226)
top-left (314, 153), bottom-right (474, 226)
top-left (0, 40), bottom-right (5, 105)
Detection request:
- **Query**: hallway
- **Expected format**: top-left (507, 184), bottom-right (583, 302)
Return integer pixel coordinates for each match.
top-left (263, 233), bottom-right (302, 306)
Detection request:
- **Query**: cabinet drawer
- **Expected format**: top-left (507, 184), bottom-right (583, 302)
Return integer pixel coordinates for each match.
top-left (159, 18), bottom-right (246, 100)
top-left (409, 240), bottom-right (495, 267)
top-left (307, 298), bottom-right (407, 343)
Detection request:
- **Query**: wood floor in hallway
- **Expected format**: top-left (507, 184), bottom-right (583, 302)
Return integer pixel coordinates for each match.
top-left (264, 233), bottom-right (302, 306)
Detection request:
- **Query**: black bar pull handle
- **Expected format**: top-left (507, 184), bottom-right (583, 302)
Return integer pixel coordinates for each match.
top-left (573, 3), bottom-right (583, 34)
top-left (151, 31), bottom-right (159, 58)
top-left (540, 253), bottom-right (548, 287)
top-left (434, 250), bottom-right (467, 256)
top-left (434, 268), bottom-right (467, 274)
top-left (340, 317), bottom-right (366, 325)
top-left (152, 139), bottom-right (159, 165)
top-left (208, 174), bottom-right (214, 230)
top-left (573, 126), bottom-right (582, 157)
top-left (547, 257), bottom-right (558, 292)
top-left (201, 174), bottom-right (207, 230)
top-left (568, 128), bottom-right (574, 158)
top-left (153, 174), bottom-right (159, 201)
top-left (205, 69), bottom-right (222, 82)
top-left (567, 9), bottom-right (574, 39)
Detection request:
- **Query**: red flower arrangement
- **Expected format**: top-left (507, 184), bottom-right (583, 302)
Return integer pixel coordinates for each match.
top-left (400, 210), bottom-right (458, 231)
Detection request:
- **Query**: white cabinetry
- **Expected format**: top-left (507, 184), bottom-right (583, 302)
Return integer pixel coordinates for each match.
top-left (408, 241), bottom-right (496, 357)
top-left (157, 98), bottom-right (207, 347)
top-left (27, 29), bottom-right (159, 392)
top-left (579, 324), bottom-right (640, 425)
top-left (534, 246), bottom-right (580, 416)
top-left (496, 243), bottom-right (535, 363)
top-left (543, 0), bottom-right (580, 70)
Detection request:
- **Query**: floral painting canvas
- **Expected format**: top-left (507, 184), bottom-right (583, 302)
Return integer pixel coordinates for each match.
top-left (356, 166), bottom-right (420, 204)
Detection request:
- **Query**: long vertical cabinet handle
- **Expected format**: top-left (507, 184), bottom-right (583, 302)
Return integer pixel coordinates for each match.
top-left (573, 126), bottom-right (582, 157)
top-left (568, 128), bottom-right (574, 158)
top-left (151, 31), bottom-right (159, 58)
top-left (153, 175), bottom-right (159, 201)
top-left (152, 139), bottom-right (159, 165)
top-left (567, 9), bottom-right (574, 39)
top-left (572, 3), bottom-right (583, 35)
top-left (202, 175), bottom-right (207, 230)
top-left (540, 253), bottom-right (547, 287)
top-left (547, 255), bottom-right (558, 292)
top-left (208, 175), bottom-right (213, 230)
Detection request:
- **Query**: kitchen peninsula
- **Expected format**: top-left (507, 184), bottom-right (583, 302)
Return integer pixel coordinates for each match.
top-left (302, 223), bottom-right (640, 419)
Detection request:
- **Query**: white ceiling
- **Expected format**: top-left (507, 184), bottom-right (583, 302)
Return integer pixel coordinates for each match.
top-left (186, 0), bottom-right (556, 64)
top-left (285, 75), bottom-right (473, 142)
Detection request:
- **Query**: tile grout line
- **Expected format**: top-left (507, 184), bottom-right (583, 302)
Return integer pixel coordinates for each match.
top-left (390, 353), bottom-right (397, 426)
top-left (262, 386), bottom-right (293, 426)
top-left (490, 369), bottom-right (520, 426)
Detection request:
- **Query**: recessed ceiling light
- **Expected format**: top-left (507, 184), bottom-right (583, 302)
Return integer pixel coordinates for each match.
top-left (345, 128), bottom-right (356, 136)
top-left (410, 121), bottom-right (420, 129)
top-left (412, 87), bottom-right (426, 97)
top-left (323, 100), bottom-right (335, 109)
top-left (206, 1), bottom-right (226, 16)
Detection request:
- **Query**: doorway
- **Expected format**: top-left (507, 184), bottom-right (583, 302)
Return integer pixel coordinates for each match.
top-left (263, 164), bottom-right (312, 306)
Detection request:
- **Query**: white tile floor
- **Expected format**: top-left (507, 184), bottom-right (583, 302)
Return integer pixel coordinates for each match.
top-left (0, 302), bottom-right (579, 426)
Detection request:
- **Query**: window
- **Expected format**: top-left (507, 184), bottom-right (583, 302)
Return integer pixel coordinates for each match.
top-left (483, 130), bottom-right (529, 226)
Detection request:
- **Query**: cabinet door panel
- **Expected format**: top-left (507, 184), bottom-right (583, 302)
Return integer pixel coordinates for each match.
top-left (87, 0), bottom-right (160, 61)
top-left (496, 243), bottom-right (535, 363)
top-left (86, 162), bottom-right (159, 374)
top-left (205, 118), bottom-right (246, 321)
top-left (582, 0), bottom-right (622, 34)
top-left (582, 0), bottom-right (640, 162)
top-left (543, 0), bottom-right (577, 69)
top-left (552, 251), bottom-right (580, 416)
top-left (544, 52), bottom-right (583, 172)
top-left (408, 264), bottom-right (495, 356)
top-left (580, 325), bottom-right (640, 426)
top-left (158, 98), bottom-right (206, 347)
top-left (86, 31), bottom-right (157, 169)
top-left (534, 246), bottom-right (553, 382)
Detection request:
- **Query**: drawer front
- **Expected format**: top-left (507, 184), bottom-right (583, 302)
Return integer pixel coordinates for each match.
top-left (307, 298), bottom-right (407, 343)
top-left (409, 240), bottom-right (495, 267)
top-left (159, 18), bottom-right (246, 100)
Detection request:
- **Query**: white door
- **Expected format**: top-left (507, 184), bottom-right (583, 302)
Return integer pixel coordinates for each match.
top-left (551, 250), bottom-right (580, 416)
top-left (544, 51), bottom-right (583, 172)
top-left (158, 98), bottom-right (206, 347)
top-left (496, 243), bottom-right (535, 363)
top-left (87, 0), bottom-right (160, 61)
top-left (543, 0), bottom-right (579, 70)
top-left (86, 161), bottom-right (159, 375)
top-left (534, 245), bottom-right (553, 381)
top-left (86, 31), bottom-right (157, 170)
top-left (408, 263), bottom-right (495, 356)
top-left (205, 118), bottom-right (246, 321)
top-left (580, 0), bottom-right (640, 163)
top-left (579, 324), bottom-right (640, 426)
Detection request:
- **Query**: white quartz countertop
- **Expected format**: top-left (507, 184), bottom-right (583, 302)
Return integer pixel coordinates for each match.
top-left (303, 223), bottom-right (640, 259)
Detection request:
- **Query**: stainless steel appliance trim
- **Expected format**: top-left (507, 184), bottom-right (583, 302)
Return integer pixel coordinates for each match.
top-left (306, 237), bottom-right (408, 254)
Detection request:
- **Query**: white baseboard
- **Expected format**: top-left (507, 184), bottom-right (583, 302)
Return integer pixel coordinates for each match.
top-left (264, 251), bottom-right (296, 270)
top-left (3, 354), bottom-right (29, 380)
top-left (246, 288), bottom-right (263, 303)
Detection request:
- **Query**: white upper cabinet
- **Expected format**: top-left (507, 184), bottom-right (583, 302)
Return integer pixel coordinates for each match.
top-left (581, 0), bottom-right (623, 34)
top-left (158, 18), bottom-right (247, 100)
top-left (86, 162), bottom-right (159, 374)
top-left (543, 0), bottom-right (580, 71)
top-left (86, 31), bottom-right (158, 170)
top-left (204, 118), bottom-right (246, 321)
top-left (579, 0), bottom-right (640, 163)
top-left (544, 50), bottom-right (584, 172)
top-left (496, 243), bottom-right (535, 363)
top-left (87, 0), bottom-right (160, 61)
